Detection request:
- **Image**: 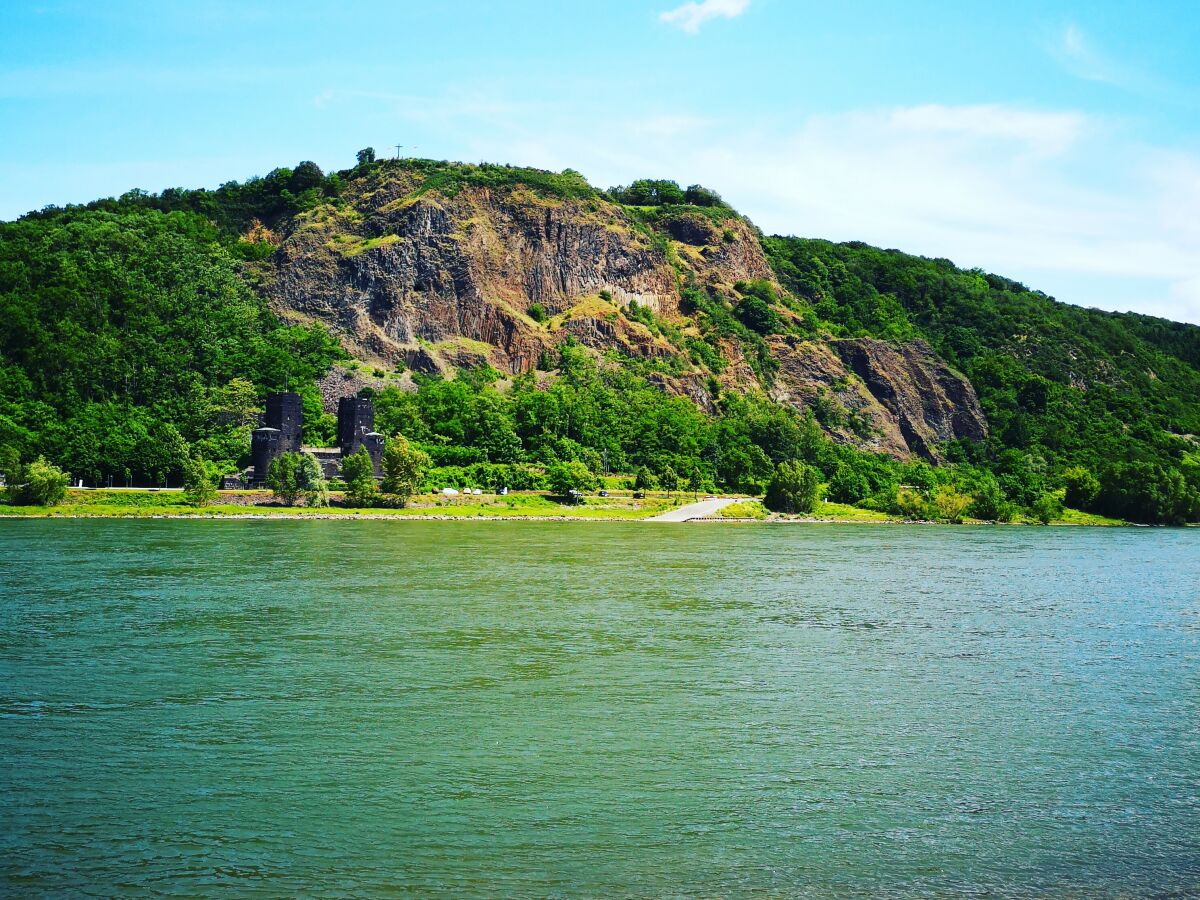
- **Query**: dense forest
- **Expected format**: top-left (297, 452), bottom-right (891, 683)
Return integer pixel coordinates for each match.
top-left (1, 154), bottom-right (1198, 523)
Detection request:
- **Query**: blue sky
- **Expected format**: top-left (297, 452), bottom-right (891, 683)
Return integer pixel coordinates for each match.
top-left (3, 0), bottom-right (1200, 322)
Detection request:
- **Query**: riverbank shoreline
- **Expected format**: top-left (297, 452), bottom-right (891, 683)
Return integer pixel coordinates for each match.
top-left (0, 489), bottom-right (1134, 526)
top-left (0, 509), bottom-right (1136, 526)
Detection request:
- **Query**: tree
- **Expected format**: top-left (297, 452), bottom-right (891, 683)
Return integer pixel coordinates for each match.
top-left (27, 457), bottom-right (71, 506)
top-left (1062, 466), bottom-right (1100, 510)
top-left (289, 160), bottom-right (325, 193)
top-left (210, 378), bottom-right (259, 426)
top-left (763, 460), bottom-right (820, 514)
top-left (6, 457), bottom-right (70, 506)
top-left (266, 452), bottom-right (302, 506)
top-left (659, 465), bottom-right (679, 496)
top-left (889, 486), bottom-right (927, 519)
top-left (734, 295), bottom-right (779, 335)
top-left (182, 456), bottom-right (217, 506)
top-left (341, 446), bottom-right (377, 507)
top-left (547, 460), bottom-right (597, 497)
top-left (381, 434), bottom-right (430, 507)
top-left (930, 484), bottom-right (972, 523)
top-left (828, 465), bottom-right (869, 504)
top-left (1031, 491), bottom-right (1064, 525)
top-left (684, 184), bottom-right (723, 207)
top-left (634, 466), bottom-right (657, 490)
top-left (0, 445), bottom-right (20, 486)
top-left (298, 451), bottom-right (329, 507)
top-left (356, 147), bottom-right (376, 166)
top-left (969, 480), bottom-right (1013, 522)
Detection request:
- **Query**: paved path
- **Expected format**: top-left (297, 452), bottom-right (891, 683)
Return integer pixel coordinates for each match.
top-left (647, 497), bottom-right (748, 522)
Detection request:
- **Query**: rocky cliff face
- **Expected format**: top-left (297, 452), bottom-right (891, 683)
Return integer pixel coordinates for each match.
top-left (269, 172), bottom-right (684, 374)
top-left (264, 163), bottom-right (987, 461)
top-left (832, 339), bottom-right (988, 461)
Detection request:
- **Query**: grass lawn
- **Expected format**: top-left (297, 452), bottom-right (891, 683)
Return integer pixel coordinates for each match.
top-left (718, 500), bottom-right (767, 520)
top-left (0, 489), bottom-right (679, 521)
top-left (1054, 507), bottom-right (1127, 526)
top-left (807, 500), bottom-right (901, 522)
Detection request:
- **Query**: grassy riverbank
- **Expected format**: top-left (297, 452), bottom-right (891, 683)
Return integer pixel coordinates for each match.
top-left (0, 489), bottom-right (1132, 525)
top-left (0, 489), bottom-right (680, 521)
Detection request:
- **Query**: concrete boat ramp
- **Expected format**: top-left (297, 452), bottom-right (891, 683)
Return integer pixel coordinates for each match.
top-left (647, 497), bottom-right (751, 522)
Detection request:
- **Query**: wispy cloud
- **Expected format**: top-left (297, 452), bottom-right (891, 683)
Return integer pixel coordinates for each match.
top-left (1054, 23), bottom-right (1134, 86)
top-left (886, 104), bottom-right (1089, 158)
top-left (659, 0), bottom-right (749, 34)
top-left (420, 98), bottom-right (1200, 322)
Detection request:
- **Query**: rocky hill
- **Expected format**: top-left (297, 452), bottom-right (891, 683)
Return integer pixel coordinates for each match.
top-left (259, 160), bottom-right (986, 462)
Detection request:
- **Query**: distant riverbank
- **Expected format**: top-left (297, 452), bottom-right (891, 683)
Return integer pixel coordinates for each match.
top-left (0, 489), bottom-right (1130, 526)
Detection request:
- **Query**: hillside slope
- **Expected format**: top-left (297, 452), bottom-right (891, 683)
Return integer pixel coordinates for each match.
top-left (1, 155), bottom-right (1197, 522)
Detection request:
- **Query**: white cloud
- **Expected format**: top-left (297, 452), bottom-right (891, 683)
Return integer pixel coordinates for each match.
top-left (422, 98), bottom-right (1200, 323)
top-left (659, 0), bottom-right (749, 34)
top-left (886, 104), bottom-right (1089, 158)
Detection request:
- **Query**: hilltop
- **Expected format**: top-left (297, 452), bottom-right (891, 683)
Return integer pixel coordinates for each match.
top-left (2, 152), bottom-right (1198, 523)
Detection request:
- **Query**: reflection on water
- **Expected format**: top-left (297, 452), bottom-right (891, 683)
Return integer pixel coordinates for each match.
top-left (2, 520), bottom-right (1199, 896)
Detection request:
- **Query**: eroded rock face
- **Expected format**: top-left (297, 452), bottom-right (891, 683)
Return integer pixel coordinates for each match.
top-left (766, 336), bottom-right (987, 460)
top-left (768, 336), bottom-right (910, 457)
top-left (832, 339), bottom-right (987, 460)
top-left (269, 184), bottom-right (682, 374)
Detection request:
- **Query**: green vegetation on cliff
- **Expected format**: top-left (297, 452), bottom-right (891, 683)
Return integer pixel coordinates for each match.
top-left (766, 237), bottom-right (1200, 523)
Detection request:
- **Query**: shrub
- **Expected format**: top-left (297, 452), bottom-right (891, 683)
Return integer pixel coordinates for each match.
top-left (5, 457), bottom-right (69, 507)
top-left (298, 452), bottom-right (329, 507)
top-left (763, 460), bottom-right (820, 514)
top-left (890, 486), bottom-right (928, 519)
top-left (1031, 491), bottom-right (1064, 525)
top-left (266, 452), bottom-right (303, 506)
top-left (341, 446), bottom-right (377, 507)
top-left (1062, 466), bottom-right (1100, 509)
top-left (547, 460), bottom-right (598, 496)
top-left (527, 303), bottom-right (548, 323)
top-left (930, 484), bottom-right (972, 523)
top-left (182, 456), bottom-right (217, 507)
top-left (599, 289), bottom-right (613, 302)
top-left (734, 295), bottom-right (779, 335)
top-left (381, 434), bottom-right (431, 507)
top-left (634, 466), bottom-right (657, 490)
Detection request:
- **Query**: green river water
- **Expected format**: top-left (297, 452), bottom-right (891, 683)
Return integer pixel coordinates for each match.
top-left (1, 520), bottom-right (1198, 896)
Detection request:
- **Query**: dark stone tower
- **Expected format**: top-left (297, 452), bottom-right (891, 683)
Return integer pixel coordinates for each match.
top-left (337, 396), bottom-right (375, 455)
top-left (251, 427), bottom-right (282, 484)
top-left (265, 392), bottom-right (303, 453)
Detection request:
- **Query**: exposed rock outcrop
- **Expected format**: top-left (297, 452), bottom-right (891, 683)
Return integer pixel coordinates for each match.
top-left (768, 336), bottom-right (910, 457)
top-left (831, 339), bottom-right (987, 460)
top-left (269, 183), bottom-right (683, 373)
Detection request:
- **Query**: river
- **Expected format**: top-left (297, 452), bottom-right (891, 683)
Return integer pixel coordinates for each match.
top-left (2, 520), bottom-right (1198, 896)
